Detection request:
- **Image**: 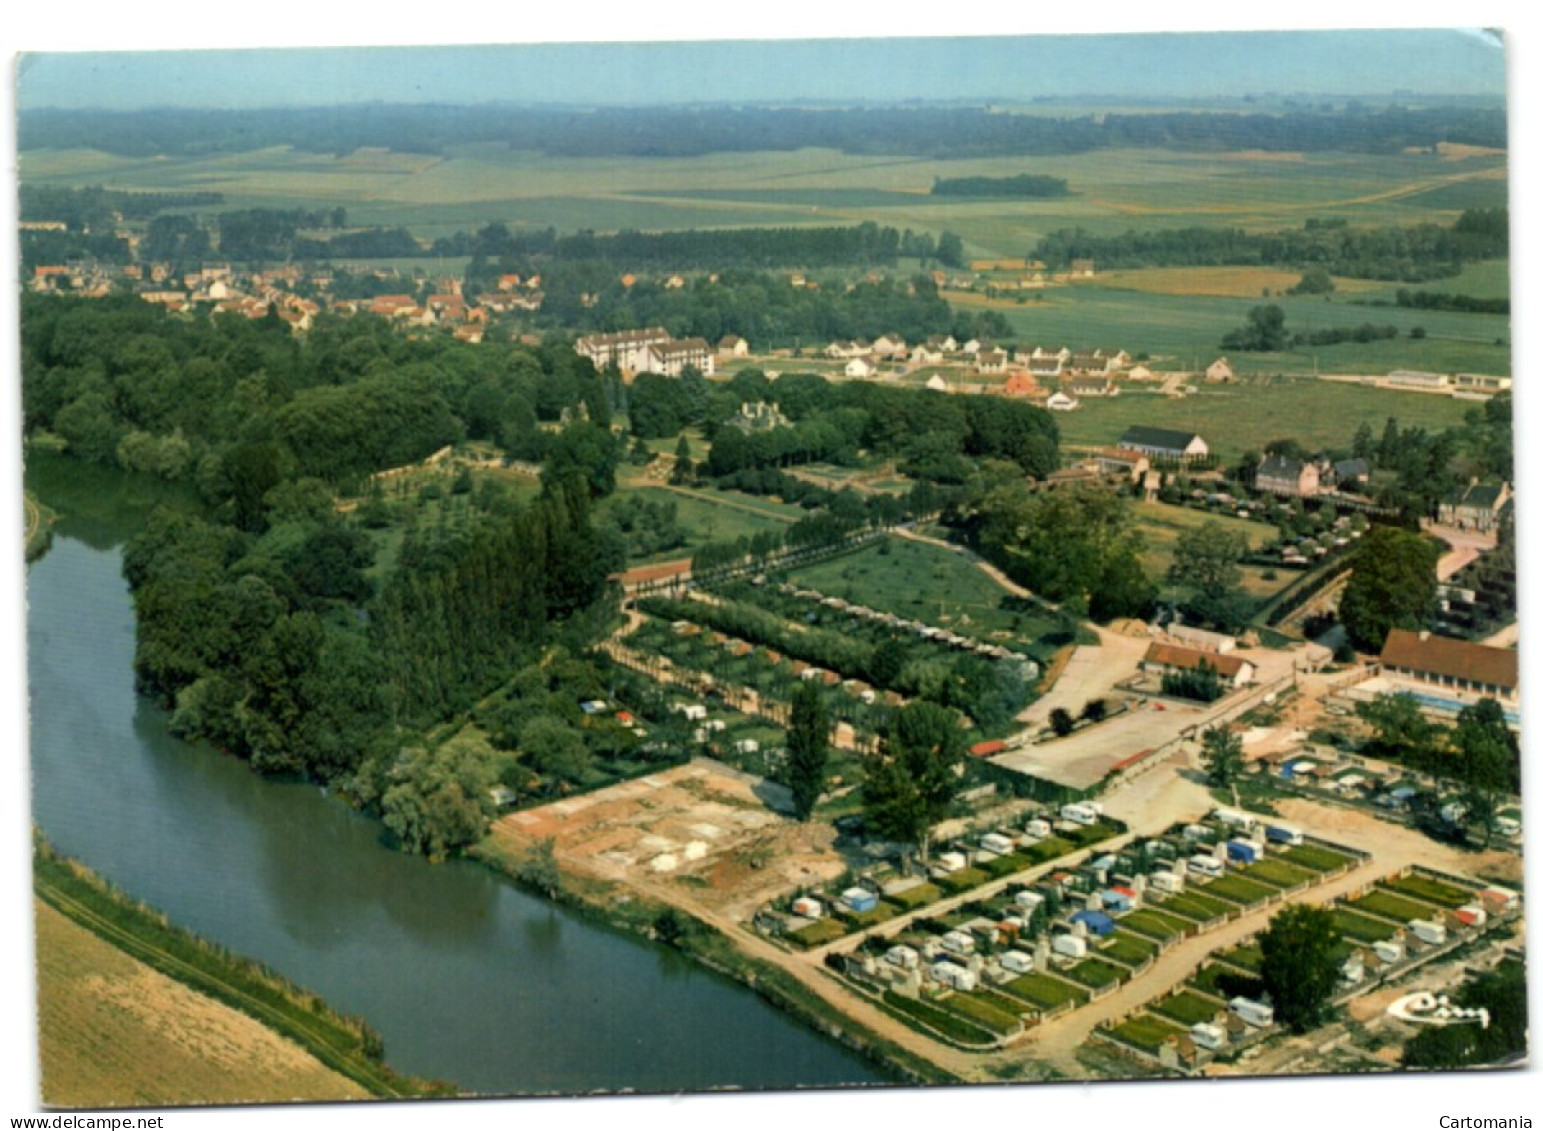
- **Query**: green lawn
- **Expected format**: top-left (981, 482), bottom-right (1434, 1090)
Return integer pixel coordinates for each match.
top-left (1156, 891), bottom-right (1235, 922)
top-left (881, 991), bottom-right (993, 1045)
top-left (1331, 908), bottom-right (1401, 943)
top-left (786, 918), bottom-right (849, 947)
top-left (883, 883), bottom-right (943, 911)
top-left (1218, 944), bottom-right (1265, 973)
top-left (1378, 875), bottom-right (1474, 909)
top-left (1102, 932), bottom-right (1159, 966)
top-left (1066, 957), bottom-right (1128, 989)
top-left (1002, 973), bottom-right (1090, 1011)
top-left (935, 867), bottom-right (991, 895)
top-left (1199, 875), bottom-right (1278, 906)
top-left (1108, 1014), bottom-right (1188, 1054)
top-left (942, 992), bottom-right (1024, 1037)
top-left (1349, 890), bottom-right (1438, 924)
top-left (1152, 990), bottom-right (1226, 1027)
top-left (1240, 859), bottom-right (1317, 889)
top-left (1282, 845), bottom-right (1357, 872)
top-left (1119, 908), bottom-right (1192, 941)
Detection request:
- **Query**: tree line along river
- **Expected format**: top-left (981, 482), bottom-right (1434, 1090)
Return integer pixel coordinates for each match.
top-left (24, 454), bottom-right (883, 1098)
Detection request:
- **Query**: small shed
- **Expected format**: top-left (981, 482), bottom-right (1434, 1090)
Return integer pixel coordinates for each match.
top-left (842, 887), bottom-right (879, 914)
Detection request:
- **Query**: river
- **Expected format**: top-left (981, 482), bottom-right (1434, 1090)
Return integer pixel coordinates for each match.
top-left (25, 458), bottom-right (884, 1097)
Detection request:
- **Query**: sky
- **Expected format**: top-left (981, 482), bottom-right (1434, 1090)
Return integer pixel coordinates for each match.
top-left (14, 29), bottom-right (1507, 111)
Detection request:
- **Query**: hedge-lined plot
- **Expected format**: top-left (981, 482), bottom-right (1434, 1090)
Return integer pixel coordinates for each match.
top-left (1066, 957), bottom-right (1128, 990)
top-left (1003, 973), bottom-right (1090, 1011)
top-left (1378, 875), bottom-right (1473, 909)
top-left (1156, 891), bottom-right (1235, 922)
top-left (1283, 844), bottom-right (1357, 872)
top-left (1108, 1014), bottom-right (1188, 1054)
top-left (1241, 859), bottom-right (1316, 889)
top-left (1102, 932), bottom-right (1159, 967)
top-left (1331, 908), bottom-right (1402, 943)
top-left (1152, 990), bottom-right (1226, 1027)
top-left (1119, 908), bottom-right (1192, 941)
top-left (1349, 890), bottom-right (1436, 923)
top-left (1200, 875), bottom-right (1278, 906)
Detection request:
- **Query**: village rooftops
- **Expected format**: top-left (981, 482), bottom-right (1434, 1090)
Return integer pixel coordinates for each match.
top-left (1379, 629), bottom-right (1518, 696)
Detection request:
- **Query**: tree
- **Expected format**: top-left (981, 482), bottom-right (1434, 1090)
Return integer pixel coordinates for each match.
top-left (1168, 521), bottom-right (1250, 628)
top-left (1049, 708), bottom-right (1076, 737)
top-left (1287, 266), bottom-right (1336, 295)
top-left (516, 837), bottom-right (561, 896)
top-left (785, 682), bottom-right (831, 821)
top-left (1355, 693), bottom-right (1442, 771)
top-left (1338, 526), bottom-right (1439, 651)
top-left (1258, 904), bottom-right (1342, 1033)
top-left (1220, 304), bottom-right (1288, 352)
top-left (1200, 725), bottom-right (1244, 789)
top-left (519, 715), bottom-right (592, 783)
top-left (1080, 699), bottom-right (1107, 723)
top-left (861, 702), bottom-right (964, 860)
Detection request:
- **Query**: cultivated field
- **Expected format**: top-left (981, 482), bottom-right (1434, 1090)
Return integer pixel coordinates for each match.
top-left (19, 142), bottom-right (1508, 258)
top-left (33, 899), bottom-right (368, 1108)
top-left (955, 285), bottom-right (1510, 375)
top-left (785, 536), bottom-right (1066, 647)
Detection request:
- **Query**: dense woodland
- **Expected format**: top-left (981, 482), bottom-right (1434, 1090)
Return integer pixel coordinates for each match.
top-left (528, 269), bottom-right (1008, 349)
top-left (19, 103), bottom-right (1506, 160)
top-left (930, 174), bottom-right (1070, 198)
top-left (1033, 210), bottom-right (1509, 282)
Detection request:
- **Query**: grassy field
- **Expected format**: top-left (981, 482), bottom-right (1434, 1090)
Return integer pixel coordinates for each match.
top-left (34, 898), bottom-right (369, 1108)
top-left (1130, 501), bottom-right (1286, 600)
top-left (784, 535), bottom-right (1065, 646)
top-left (19, 143), bottom-right (1508, 261)
top-left (1097, 266), bottom-right (1387, 299)
top-left (1052, 380), bottom-right (1478, 465)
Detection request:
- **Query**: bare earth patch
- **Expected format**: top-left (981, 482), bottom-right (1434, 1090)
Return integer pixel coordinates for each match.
top-left (33, 899), bottom-right (368, 1109)
top-left (487, 761), bottom-right (848, 923)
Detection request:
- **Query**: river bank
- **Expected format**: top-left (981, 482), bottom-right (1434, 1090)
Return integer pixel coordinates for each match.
top-left (33, 837), bottom-right (448, 1105)
top-left (470, 835), bottom-right (945, 1088)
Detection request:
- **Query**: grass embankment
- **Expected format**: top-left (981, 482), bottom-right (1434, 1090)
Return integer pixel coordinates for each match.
top-left (24, 491), bottom-right (56, 562)
top-left (35, 898), bottom-right (369, 1107)
top-left (470, 837), bottom-right (957, 1086)
top-left (33, 838), bottom-right (446, 1101)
